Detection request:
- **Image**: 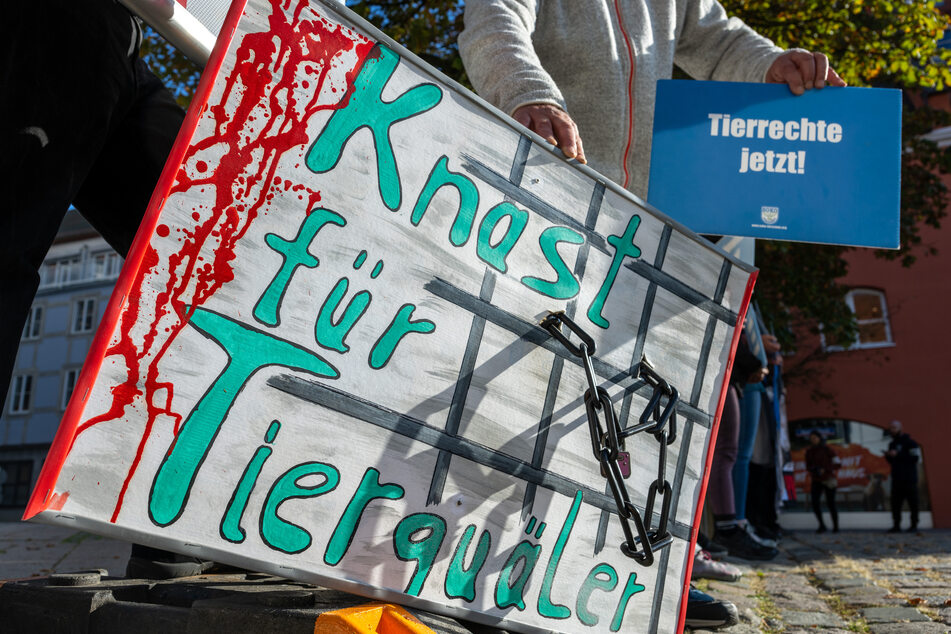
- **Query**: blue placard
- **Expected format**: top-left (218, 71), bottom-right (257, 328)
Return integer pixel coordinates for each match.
top-left (648, 80), bottom-right (901, 248)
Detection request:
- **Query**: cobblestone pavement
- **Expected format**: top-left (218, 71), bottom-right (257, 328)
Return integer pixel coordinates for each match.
top-left (691, 529), bottom-right (951, 633)
top-left (0, 521), bottom-right (131, 580)
top-left (3, 522), bottom-right (951, 632)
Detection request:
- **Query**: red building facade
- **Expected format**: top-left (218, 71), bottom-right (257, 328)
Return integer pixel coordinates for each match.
top-left (785, 131), bottom-right (951, 527)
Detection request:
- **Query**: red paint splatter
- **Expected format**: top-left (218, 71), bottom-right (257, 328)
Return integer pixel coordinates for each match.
top-left (71, 0), bottom-right (374, 522)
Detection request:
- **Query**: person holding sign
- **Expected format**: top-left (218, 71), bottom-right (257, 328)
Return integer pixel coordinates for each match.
top-left (458, 0), bottom-right (846, 200)
top-left (459, 1), bottom-right (844, 627)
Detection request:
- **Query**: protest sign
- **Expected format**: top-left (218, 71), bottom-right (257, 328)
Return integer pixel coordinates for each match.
top-left (648, 80), bottom-right (901, 248)
top-left (25, 2), bottom-right (755, 632)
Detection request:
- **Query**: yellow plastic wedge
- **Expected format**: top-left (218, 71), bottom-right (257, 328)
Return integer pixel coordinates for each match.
top-left (314, 603), bottom-right (435, 634)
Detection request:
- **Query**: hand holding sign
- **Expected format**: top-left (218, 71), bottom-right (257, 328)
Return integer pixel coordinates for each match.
top-left (512, 103), bottom-right (587, 164)
top-left (765, 49), bottom-right (847, 95)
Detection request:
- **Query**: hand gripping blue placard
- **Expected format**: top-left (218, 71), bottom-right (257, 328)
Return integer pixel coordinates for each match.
top-left (648, 80), bottom-right (901, 248)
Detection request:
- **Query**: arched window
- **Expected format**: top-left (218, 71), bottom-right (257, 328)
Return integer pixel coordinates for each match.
top-left (824, 288), bottom-right (893, 351)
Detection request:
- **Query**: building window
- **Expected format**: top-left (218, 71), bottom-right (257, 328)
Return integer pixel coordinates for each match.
top-left (9, 374), bottom-right (33, 414)
top-left (72, 298), bottom-right (97, 334)
top-left (50, 255), bottom-right (82, 287)
top-left (22, 305), bottom-right (43, 340)
top-left (62, 369), bottom-right (80, 410)
top-left (824, 289), bottom-right (893, 351)
top-left (850, 289), bottom-right (893, 347)
top-left (38, 250), bottom-right (122, 289)
top-left (92, 252), bottom-right (122, 280)
top-left (0, 460), bottom-right (34, 507)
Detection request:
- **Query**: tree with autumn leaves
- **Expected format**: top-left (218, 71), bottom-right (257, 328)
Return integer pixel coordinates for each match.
top-left (144, 0), bottom-right (951, 354)
top-left (720, 0), bottom-right (951, 352)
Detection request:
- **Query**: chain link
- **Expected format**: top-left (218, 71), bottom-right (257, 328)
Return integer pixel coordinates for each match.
top-left (541, 311), bottom-right (678, 566)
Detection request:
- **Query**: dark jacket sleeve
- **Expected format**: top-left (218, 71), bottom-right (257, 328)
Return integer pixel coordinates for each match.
top-left (892, 435), bottom-right (920, 466)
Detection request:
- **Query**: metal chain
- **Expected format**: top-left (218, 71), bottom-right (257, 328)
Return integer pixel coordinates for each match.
top-left (541, 311), bottom-right (678, 566)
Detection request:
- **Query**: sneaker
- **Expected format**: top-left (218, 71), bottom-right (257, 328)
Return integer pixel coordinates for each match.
top-left (741, 521), bottom-right (778, 548)
top-left (887, 526), bottom-right (901, 533)
top-left (685, 587), bottom-right (739, 629)
top-left (692, 545), bottom-right (742, 582)
top-left (816, 525), bottom-right (827, 534)
top-left (698, 532), bottom-right (729, 559)
top-left (754, 523), bottom-right (782, 541)
top-left (126, 544), bottom-right (216, 580)
top-left (713, 528), bottom-right (778, 561)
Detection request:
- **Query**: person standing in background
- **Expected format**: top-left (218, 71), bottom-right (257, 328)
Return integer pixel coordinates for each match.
top-left (805, 431), bottom-right (839, 533)
top-left (731, 308), bottom-right (782, 545)
top-left (708, 333), bottom-right (777, 560)
top-left (885, 420), bottom-right (921, 533)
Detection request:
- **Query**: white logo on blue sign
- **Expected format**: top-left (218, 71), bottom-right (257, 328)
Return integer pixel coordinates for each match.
top-left (761, 206), bottom-right (779, 225)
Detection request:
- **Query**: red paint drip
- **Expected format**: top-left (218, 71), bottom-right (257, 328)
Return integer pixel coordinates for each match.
top-left (48, 491), bottom-right (70, 511)
top-left (70, 0), bottom-right (373, 523)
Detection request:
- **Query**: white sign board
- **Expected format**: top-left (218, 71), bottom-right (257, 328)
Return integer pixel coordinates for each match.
top-left (27, 2), bottom-right (755, 632)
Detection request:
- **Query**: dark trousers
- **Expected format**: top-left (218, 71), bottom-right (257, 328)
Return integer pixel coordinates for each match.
top-left (747, 462), bottom-right (778, 531)
top-left (891, 479), bottom-right (919, 528)
top-left (811, 481), bottom-right (838, 529)
top-left (0, 1), bottom-right (185, 411)
top-left (708, 385), bottom-right (740, 516)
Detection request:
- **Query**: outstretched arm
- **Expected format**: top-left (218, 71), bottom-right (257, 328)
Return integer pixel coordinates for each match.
top-left (676, 0), bottom-right (846, 94)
